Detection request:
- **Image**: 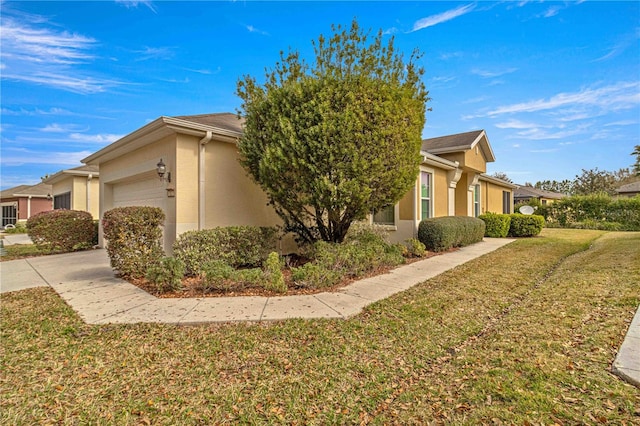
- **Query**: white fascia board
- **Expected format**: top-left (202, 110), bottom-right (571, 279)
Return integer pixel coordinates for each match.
top-left (82, 116), bottom-right (242, 165)
top-left (420, 151), bottom-right (459, 170)
top-left (479, 173), bottom-right (518, 189)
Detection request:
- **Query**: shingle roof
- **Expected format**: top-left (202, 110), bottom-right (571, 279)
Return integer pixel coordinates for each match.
top-left (617, 181), bottom-right (640, 194)
top-left (172, 113), bottom-right (244, 134)
top-left (68, 165), bottom-right (99, 173)
top-left (0, 182), bottom-right (52, 199)
top-left (0, 185), bottom-right (31, 199)
top-left (514, 185), bottom-right (566, 200)
top-left (421, 130), bottom-right (485, 153)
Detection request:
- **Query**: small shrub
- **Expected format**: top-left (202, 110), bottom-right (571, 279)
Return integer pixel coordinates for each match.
top-left (418, 216), bottom-right (485, 252)
top-left (234, 268), bottom-right (265, 287)
top-left (201, 260), bottom-right (235, 292)
top-left (291, 262), bottom-right (342, 289)
top-left (174, 226), bottom-right (278, 275)
top-left (27, 210), bottom-right (95, 252)
top-left (479, 212), bottom-right (511, 238)
top-left (4, 222), bottom-right (27, 234)
top-left (102, 206), bottom-right (165, 278)
top-left (292, 224), bottom-right (405, 289)
top-left (263, 252), bottom-right (286, 293)
top-left (404, 238), bottom-right (427, 257)
top-left (508, 214), bottom-right (545, 237)
top-left (146, 257), bottom-right (185, 293)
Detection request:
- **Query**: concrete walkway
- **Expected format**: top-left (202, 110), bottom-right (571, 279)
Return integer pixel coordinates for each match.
top-left (1, 239), bottom-right (638, 388)
top-left (1, 233), bottom-right (33, 246)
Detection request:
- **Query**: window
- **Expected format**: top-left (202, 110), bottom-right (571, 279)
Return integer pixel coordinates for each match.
top-left (373, 205), bottom-right (395, 226)
top-left (421, 171), bottom-right (432, 220)
top-left (1, 204), bottom-right (17, 227)
top-left (473, 184), bottom-right (481, 217)
top-left (542, 199), bottom-right (547, 205)
top-left (54, 192), bottom-right (71, 210)
top-left (502, 191), bottom-right (511, 214)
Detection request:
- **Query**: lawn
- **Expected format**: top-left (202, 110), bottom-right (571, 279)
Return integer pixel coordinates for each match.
top-left (1, 229), bottom-right (638, 424)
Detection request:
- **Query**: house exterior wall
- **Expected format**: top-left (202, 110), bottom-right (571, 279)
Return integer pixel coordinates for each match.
top-left (175, 134), bottom-right (200, 235)
top-left (16, 197), bottom-right (51, 221)
top-left (51, 176), bottom-right (99, 218)
top-left (433, 169), bottom-right (449, 218)
top-left (438, 149), bottom-right (487, 174)
top-left (204, 139), bottom-right (282, 229)
top-left (98, 134), bottom-right (177, 251)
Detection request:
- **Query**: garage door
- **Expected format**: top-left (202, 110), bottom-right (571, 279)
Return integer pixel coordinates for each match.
top-left (112, 178), bottom-right (166, 210)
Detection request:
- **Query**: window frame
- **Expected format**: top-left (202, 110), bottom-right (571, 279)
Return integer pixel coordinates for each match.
top-left (502, 191), bottom-right (511, 214)
top-left (54, 192), bottom-right (71, 210)
top-left (372, 204), bottom-right (396, 226)
top-left (420, 169), bottom-right (433, 220)
top-left (473, 184), bottom-right (481, 217)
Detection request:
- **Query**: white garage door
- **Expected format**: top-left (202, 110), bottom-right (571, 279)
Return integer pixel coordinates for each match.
top-left (112, 178), bottom-right (166, 210)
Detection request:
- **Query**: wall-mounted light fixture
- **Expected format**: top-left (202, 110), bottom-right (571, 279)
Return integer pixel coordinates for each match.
top-left (46, 193), bottom-right (52, 200)
top-left (157, 158), bottom-right (171, 183)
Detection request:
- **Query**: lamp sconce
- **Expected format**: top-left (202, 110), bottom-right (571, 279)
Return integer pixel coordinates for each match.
top-left (157, 158), bottom-right (171, 183)
top-left (46, 193), bottom-right (52, 201)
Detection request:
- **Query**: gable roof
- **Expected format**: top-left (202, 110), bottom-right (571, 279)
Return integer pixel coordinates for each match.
top-left (83, 112), bottom-right (242, 165)
top-left (43, 165), bottom-right (99, 185)
top-left (617, 181), bottom-right (640, 194)
top-left (513, 185), bottom-right (566, 200)
top-left (421, 129), bottom-right (496, 162)
top-left (0, 183), bottom-right (52, 200)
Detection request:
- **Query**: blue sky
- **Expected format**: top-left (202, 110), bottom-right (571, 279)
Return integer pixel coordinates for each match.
top-left (1, 1), bottom-right (638, 190)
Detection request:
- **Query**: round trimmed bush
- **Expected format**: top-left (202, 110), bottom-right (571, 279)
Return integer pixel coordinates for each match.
top-left (27, 209), bottom-right (96, 252)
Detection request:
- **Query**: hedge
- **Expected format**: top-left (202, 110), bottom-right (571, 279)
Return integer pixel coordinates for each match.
top-left (479, 213), bottom-right (511, 238)
top-left (508, 214), bottom-right (545, 237)
top-left (540, 194), bottom-right (640, 231)
top-left (173, 226), bottom-right (279, 275)
top-left (417, 216), bottom-right (485, 252)
top-left (27, 209), bottom-right (96, 252)
top-left (102, 206), bottom-right (165, 278)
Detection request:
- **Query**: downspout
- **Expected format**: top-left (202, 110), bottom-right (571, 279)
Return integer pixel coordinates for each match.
top-left (199, 131), bottom-right (213, 230)
top-left (86, 174), bottom-right (93, 214)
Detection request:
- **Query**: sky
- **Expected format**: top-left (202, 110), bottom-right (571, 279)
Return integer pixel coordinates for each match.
top-left (1, 1), bottom-right (639, 190)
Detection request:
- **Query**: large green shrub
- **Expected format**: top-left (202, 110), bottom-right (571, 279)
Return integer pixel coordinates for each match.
top-left (479, 212), bottom-right (511, 238)
top-left (291, 224), bottom-right (405, 289)
top-left (27, 209), bottom-right (96, 252)
top-left (102, 206), bottom-right (165, 278)
top-left (508, 214), bottom-right (544, 237)
top-left (263, 252), bottom-right (286, 293)
top-left (173, 226), bottom-right (278, 275)
top-left (417, 216), bottom-right (485, 252)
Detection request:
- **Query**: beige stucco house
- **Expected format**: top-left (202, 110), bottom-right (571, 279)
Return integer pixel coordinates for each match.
top-left (82, 113), bottom-right (515, 252)
top-left (43, 165), bottom-right (100, 218)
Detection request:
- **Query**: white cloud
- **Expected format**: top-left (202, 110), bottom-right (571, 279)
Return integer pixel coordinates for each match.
top-left (595, 28), bottom-right (640, 62)
top-left (0, 13), bottom-right (126, 94)
top-left (542, 6), bottom-right (561, 18)
top-left (412, 4), bottom-right (475, 32)
top-left (245, 25), bottom-right (269, 36)
top-left (485, 82), bottom-right (640, 117)
top-left (69, 133), bottom-right (123, 143)
top-left (495, 119), bottom-right (545, 130)
top-left (604, 120), bottom-right (637, 127)
top-left (1, 147), bottom-right (93, 166)
top-left (115, 0), bottom-right (157, 13)
top-left (471, 67), bottom-right (518, 78)
top-left (41, 123), bottom-right (88, 133)
top-left (133, 46), bottom-right (174, 61)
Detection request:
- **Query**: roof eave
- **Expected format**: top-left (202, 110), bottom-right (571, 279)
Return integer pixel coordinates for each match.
top-left (82, 116), bottom-right (242, 165)
top-left (420, 151), bottom-right (459, 169)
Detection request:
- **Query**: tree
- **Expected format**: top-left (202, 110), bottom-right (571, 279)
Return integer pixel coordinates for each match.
top-left (491, 172), bottom-right (513, 183)
top-left (534, 179), bottom-right (573, 195)
top-left (633, 145), bottom-right (640, 176)
top-left (236, 20), bottom-right (429, 244)
top-left (572, 168), bottom-right (618, 196)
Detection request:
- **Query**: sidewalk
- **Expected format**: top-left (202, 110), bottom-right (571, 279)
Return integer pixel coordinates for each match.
top-left (1, 239), bottom-right (638, 388)
top-left (1, 239), bottom-right (513, 324)
top-left (2, 233), bottom-right (33, 246)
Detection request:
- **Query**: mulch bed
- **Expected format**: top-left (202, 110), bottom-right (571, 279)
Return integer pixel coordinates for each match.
top-left (128, 250), bottom-right (450, 299)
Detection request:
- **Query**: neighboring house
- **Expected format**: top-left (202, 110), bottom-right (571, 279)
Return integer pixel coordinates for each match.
top-left (0, 182), bottom-right (52, 227)
top-left (42, 165), bottom-right (100, 218)
top-left (616, 181), bottom-right (640, 198)
top-left (513, 185), bottom-right (566, 205)
top-left (82, 113), bottom-right (516, 252)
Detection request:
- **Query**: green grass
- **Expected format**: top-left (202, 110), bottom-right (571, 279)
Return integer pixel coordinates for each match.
top-left (0, 243), bottom-right (50, 261)
top-left (2, 229), bottom-right (638, 424)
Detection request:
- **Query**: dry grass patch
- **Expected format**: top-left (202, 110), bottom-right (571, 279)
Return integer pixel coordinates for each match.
top-left (2, 229), bottom-right (638, 424)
